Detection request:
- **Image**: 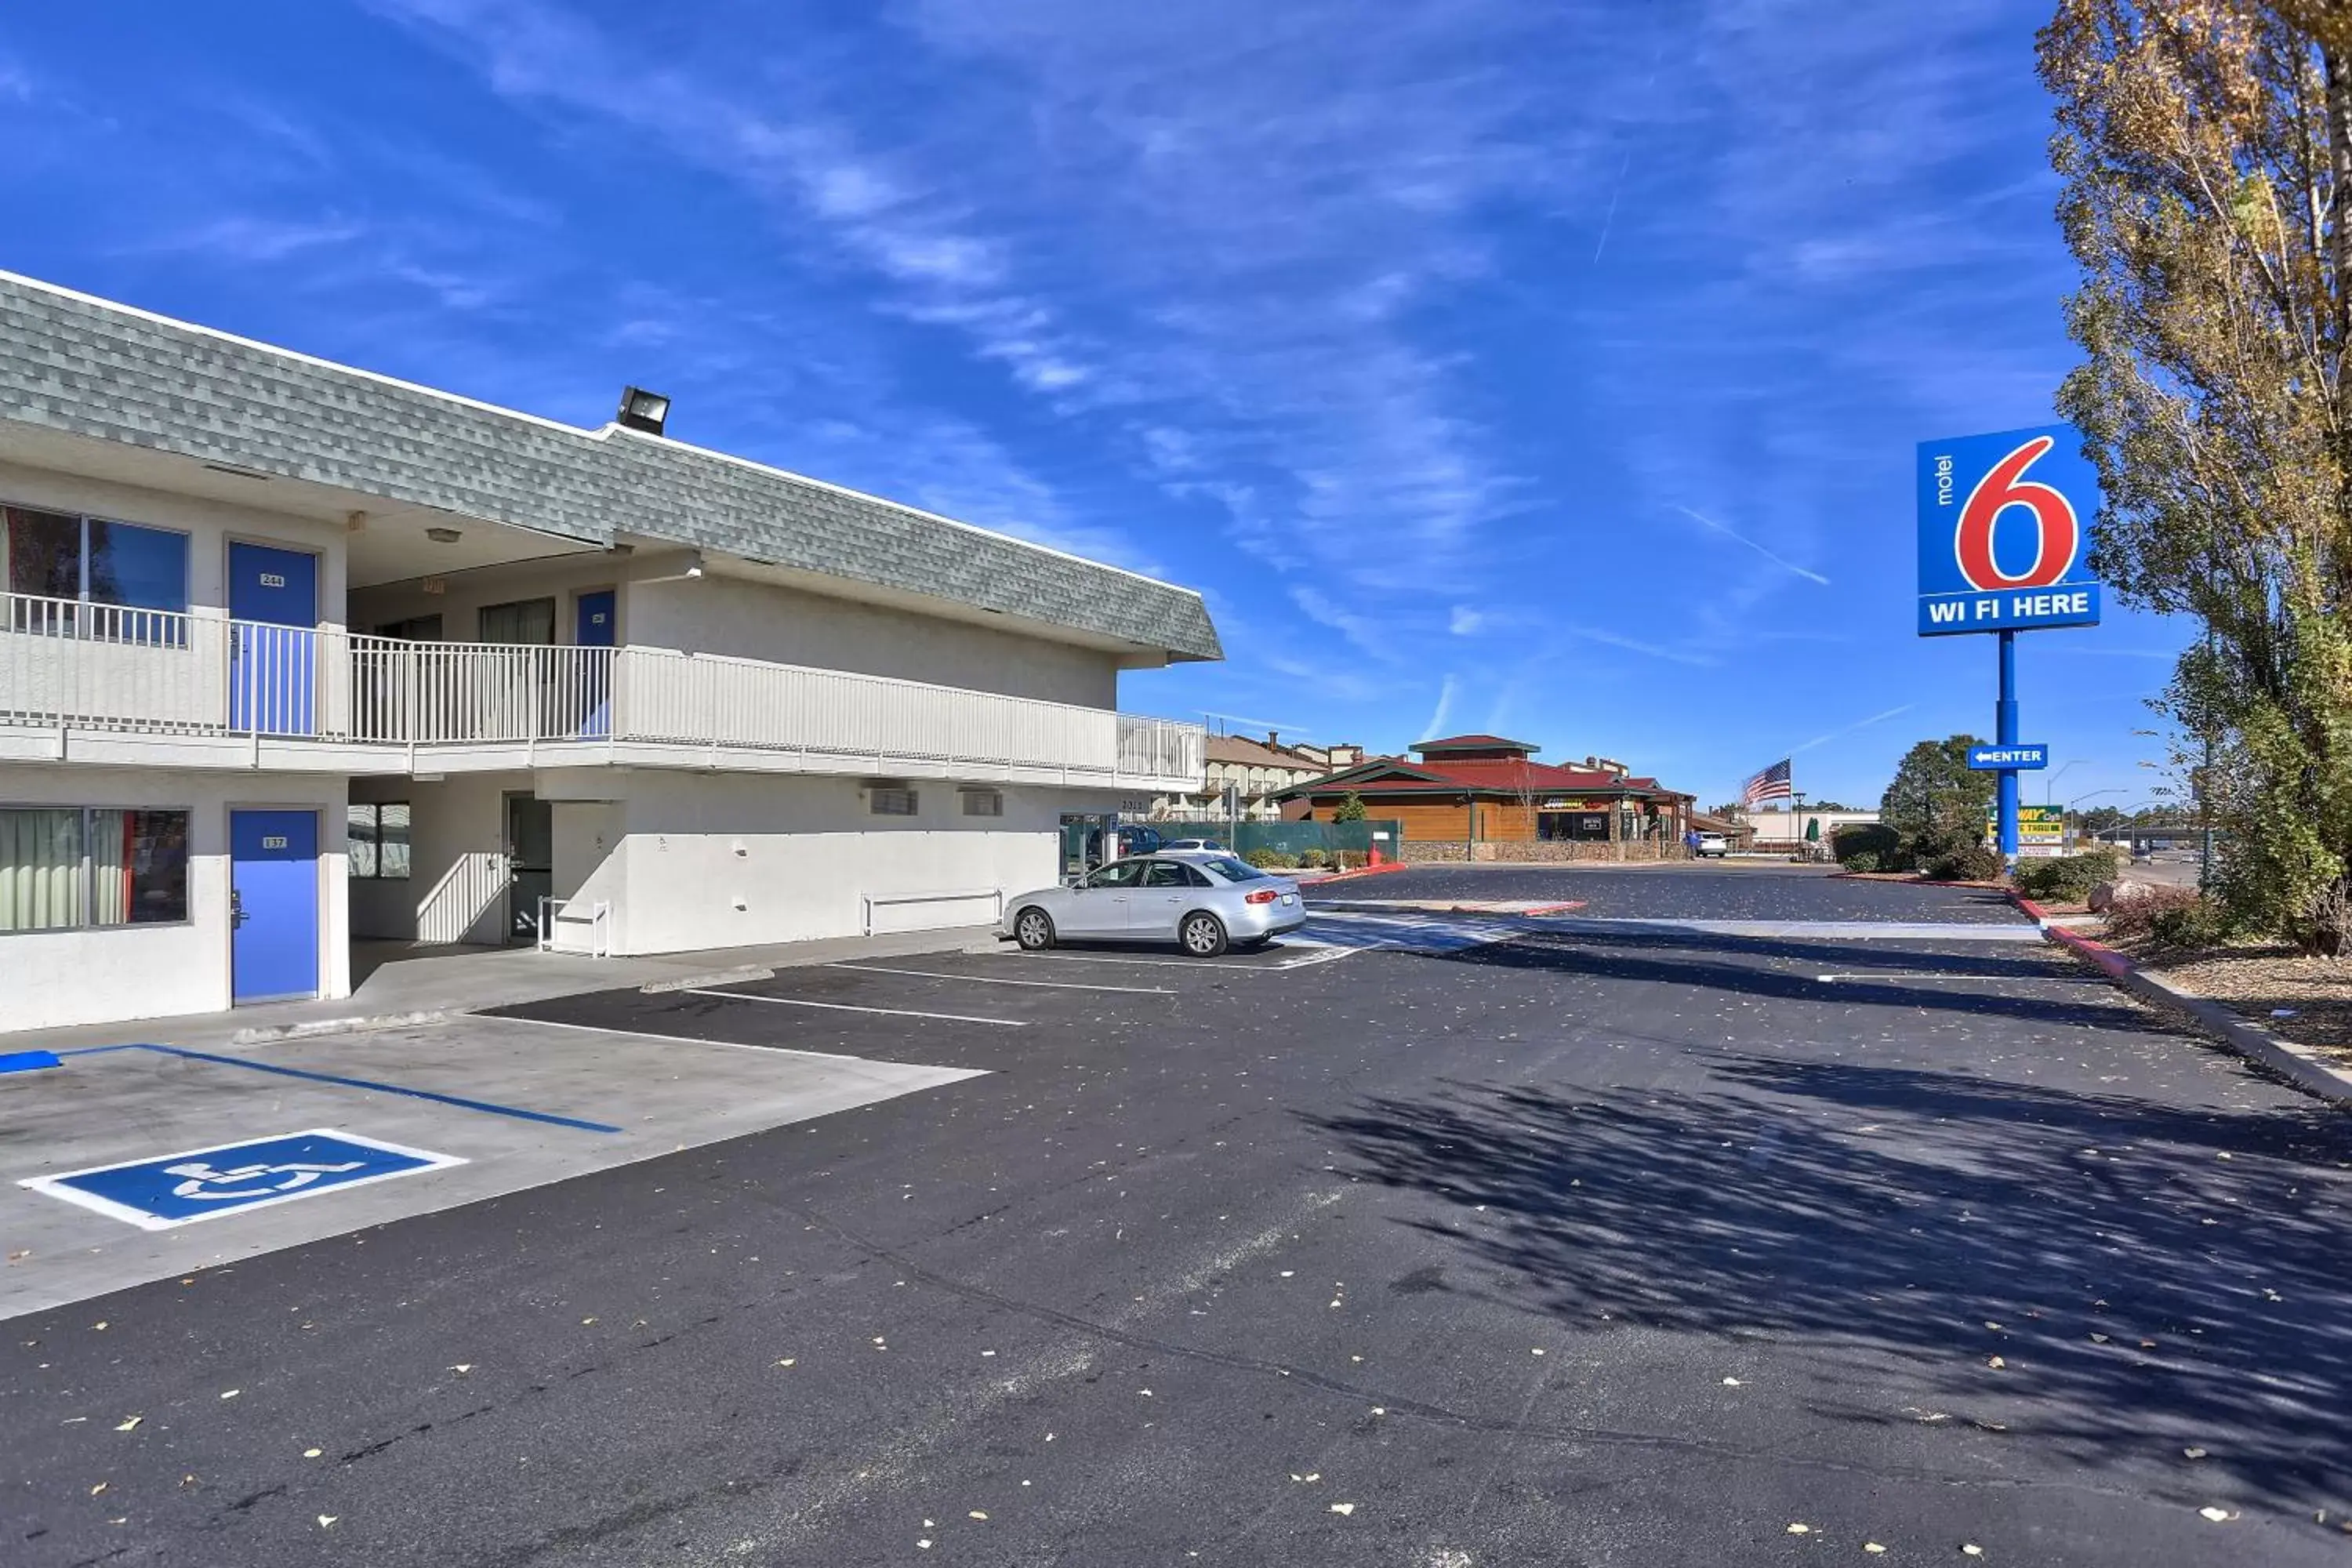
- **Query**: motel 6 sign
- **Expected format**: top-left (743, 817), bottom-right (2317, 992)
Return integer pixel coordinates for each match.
top-left (1916, 425), bottom-right (2102, 636)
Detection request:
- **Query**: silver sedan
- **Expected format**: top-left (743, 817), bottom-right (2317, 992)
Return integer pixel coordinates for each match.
top-left (999, 852), bottom-right (1307, 956)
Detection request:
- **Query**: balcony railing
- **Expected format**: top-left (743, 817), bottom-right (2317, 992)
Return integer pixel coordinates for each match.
top-left (0, 592), bottom-right (1205, 786)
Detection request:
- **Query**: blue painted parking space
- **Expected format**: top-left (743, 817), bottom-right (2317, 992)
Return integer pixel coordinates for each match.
top-left (19, 1129), bottom-right (465, 1232)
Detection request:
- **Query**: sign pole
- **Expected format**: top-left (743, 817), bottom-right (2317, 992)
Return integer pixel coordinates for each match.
top-left (1996, 630), bottom-right (2020, 865)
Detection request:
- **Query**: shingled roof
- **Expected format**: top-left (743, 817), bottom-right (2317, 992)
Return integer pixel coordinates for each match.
top-left (0, 271), bottom-right (1222, 662)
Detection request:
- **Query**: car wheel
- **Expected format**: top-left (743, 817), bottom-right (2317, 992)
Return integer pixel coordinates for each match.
top-left (1014, 907), bottom-right (1056, 951)
top-left (1180, 911), bottom-right (1229, 957)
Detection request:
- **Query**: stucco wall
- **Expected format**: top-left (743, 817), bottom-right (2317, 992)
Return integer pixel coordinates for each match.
top-left (628, 574), bottom-right (1120, 708)
top-left (0, 766), bottom-right (350, 1030)
top-left (0, 456), bottom-right (350, 625)
top-left (347, 550), bottom-right (624, 641)
top-left (350, 771), bottom-right (524, 945)
top-left (586, 771), bottom-right (1065, 954)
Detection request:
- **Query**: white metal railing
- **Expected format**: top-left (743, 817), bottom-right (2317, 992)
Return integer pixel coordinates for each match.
top-left (0, 590), bottom-right (1205, 785)
top-left (539, 896), bottom-right (612, 957)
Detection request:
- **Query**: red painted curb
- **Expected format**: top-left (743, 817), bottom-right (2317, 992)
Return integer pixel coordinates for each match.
top-left (2044, 920), bottom-right (2134, 979)
top-left (1295, 860), bottom-right (1414, 887)
top-left (2005, 890), bottom-right (2051, 924)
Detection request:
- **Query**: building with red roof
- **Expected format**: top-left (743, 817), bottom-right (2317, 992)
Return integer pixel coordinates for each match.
top-left (1268, 735), bottom-right (1695, 854)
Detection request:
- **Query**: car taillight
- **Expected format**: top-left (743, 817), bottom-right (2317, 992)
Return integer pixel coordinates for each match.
top-left (1245, 888), bottom-right (1280, 905)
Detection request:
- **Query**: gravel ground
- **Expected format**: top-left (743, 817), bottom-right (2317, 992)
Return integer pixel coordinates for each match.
top-left (2133, 942), bottom-right (2352, 1062)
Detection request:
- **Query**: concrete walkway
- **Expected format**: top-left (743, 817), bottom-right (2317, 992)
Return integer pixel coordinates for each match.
top-left (0, 926), bottom-right (1000, 1057)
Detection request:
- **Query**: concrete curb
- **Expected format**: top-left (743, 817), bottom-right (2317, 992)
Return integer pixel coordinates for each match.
top-left (2020, 893), bottom-right (2352, 1108)
top-left (228, 1011), bottom-right (447, 1045)
top-left (641, 965), bottom-right (775, 994)
top-left (1292, 861), bottom-right (1414, 887)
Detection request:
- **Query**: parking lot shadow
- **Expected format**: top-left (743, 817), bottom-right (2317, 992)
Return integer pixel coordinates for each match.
top-left (1436, 931), bottom-right (2164, 1034)
top-left (1303, 1062), bottom-right (2352, 1501)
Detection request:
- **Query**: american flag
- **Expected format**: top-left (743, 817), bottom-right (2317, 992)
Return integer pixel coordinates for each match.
top-left (1743, 758), bottom-right (1793, 807)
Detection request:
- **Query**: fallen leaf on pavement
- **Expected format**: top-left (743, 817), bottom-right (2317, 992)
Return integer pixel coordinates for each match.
top-left (318, 1515), bottom-right (338, 1529)
top-left (1330, 1502), bottom-right (1355, 1515)
top-left (2200, 1507), bottom-right (2230, 1523)
top-left (114, 1417), bottom-right (140, 1432)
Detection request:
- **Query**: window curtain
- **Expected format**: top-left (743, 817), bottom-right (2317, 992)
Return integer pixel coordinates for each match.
top-left (0, 808), bottom-right (83, 933)
top-left (479, 599), bottom-right (555, 644)
top-left (89, 809), bottom-right (129, 925)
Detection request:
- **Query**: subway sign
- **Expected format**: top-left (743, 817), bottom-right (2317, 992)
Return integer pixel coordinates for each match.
top-left (1917, 425), bottom-right (2102, 636)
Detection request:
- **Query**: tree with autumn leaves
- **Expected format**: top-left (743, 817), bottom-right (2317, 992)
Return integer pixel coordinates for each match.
top-left (2040, 0), bottom-right (2352, 953)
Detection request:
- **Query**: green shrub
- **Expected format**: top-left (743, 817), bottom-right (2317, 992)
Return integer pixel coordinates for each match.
top-left (1297, 848), bottom-right (1330, 869)
top-left (1831, 822), bottom-right (1899, 866)
top-left (1839, 851), bottom-right (1882, 873)
top-left (1925, 842), bottom-right (2005, 883)
top-left (1243, 847), bottom-right (1286, 868)
top-left (2012, 848), bottom-right (2122, 903)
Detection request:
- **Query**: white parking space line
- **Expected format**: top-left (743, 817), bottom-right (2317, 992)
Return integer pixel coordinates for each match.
top-left (985, 946), bottom-right (1355, 972)
top-left (826, 962), bottom-right (1173, 995)
top-left (481, 1012), bottom-right (898, 1065)
top-left (684, 988), bottom-right (1029, 1027)
top-left (1811, 971), bottom-right (2085, 984)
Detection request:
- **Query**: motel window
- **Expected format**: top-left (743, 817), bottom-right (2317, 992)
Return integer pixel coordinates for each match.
top-left (0, 806), bottom-right (191, 933)
top-left (870, 787), bottom-right (919, 817)
top-left (960, 788), bottom-right (1004, 818)
top-left (479, 597), bottom-right (556, 645)
top-left (3, 505), bottom-right (191, 637)
top-left (347, 803), bottom-right (412, 880)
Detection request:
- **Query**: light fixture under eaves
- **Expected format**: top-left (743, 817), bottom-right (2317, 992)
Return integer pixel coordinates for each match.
top-left (426, 527), bottom-right (463, 544)
top-left (634, 551), bottom-right (706, 584)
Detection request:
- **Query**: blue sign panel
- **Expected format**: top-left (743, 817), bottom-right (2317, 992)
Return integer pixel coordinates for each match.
top-left (1968, 743), bottom-right (2049, 771)
top-left (1918, 425), bottom-right (2103, 636)
top-left (20, 1130), bottom-right (464, 1231)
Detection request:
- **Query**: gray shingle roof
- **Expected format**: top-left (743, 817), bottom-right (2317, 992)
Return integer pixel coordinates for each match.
top-left (0, 272), bottom-right (1222, 661)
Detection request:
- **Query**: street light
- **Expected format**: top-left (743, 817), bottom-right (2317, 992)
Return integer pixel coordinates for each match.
top-left (2063, 786), bottom-right (2126, 846)
top-left (2044, 759), bottom-right (2083, 807)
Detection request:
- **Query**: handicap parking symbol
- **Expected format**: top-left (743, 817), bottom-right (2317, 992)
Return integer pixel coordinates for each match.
top-left (19, 1130), bottom-right (466, 1231)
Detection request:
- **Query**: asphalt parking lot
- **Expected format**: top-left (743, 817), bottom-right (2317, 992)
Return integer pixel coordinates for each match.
top-left (1323, 861), bottom-right (2027, 923)
top-left (7, 877), bottom-right (2350, 1566)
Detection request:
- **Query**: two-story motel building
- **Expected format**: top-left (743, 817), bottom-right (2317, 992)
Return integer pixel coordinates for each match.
top-left (0, 273), bottom-right (1217, 1032)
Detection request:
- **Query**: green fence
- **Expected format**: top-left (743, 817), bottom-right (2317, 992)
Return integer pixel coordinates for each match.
top-left (1149, 818), bottom-right (1401, 864)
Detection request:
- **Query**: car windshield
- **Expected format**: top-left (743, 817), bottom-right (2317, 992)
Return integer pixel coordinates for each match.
top-left (1196, 855), bottom-right (1269, 882)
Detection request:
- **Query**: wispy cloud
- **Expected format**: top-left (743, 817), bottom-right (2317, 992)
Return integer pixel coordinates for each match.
top-left (1419, 674), bottom-right (1460, 742)
top-left (1790, 703), bottom-right (1916, 756)
top-left (1671, 505), bottom-right (1831, 587)
top-left (129, 214), bottom-right (365, 263)
top-left (1568, 625), bottom-right (1717, 668)
top-left (1448, 605), bottom-right (1486, 637)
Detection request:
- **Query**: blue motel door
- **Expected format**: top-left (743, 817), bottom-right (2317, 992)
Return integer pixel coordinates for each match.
top-left (230, 810), bottom-right (320, 1004)
top-left (575, 589), bottom-right (615, 738)
top-left (228, 543), bottom-right (318, 735)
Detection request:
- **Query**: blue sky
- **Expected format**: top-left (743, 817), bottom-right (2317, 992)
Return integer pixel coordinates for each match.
top-left (0, 1), bottom-right (2191, 811)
